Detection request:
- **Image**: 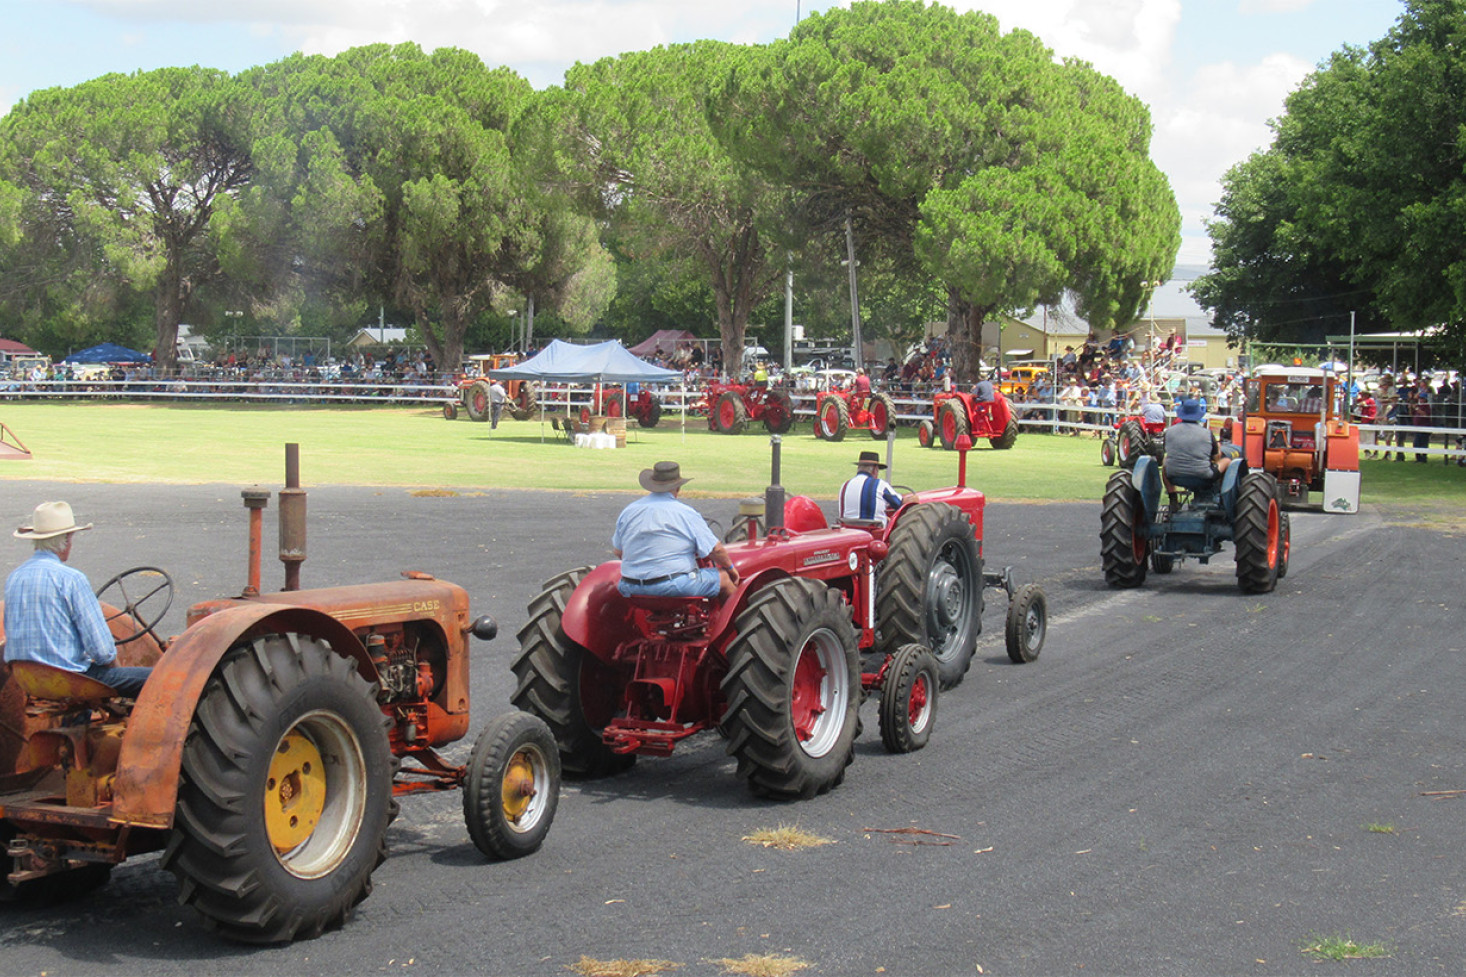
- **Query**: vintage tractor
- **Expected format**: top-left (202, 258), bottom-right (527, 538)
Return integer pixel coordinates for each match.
top-left (1235, 367), bottom-right (1360, 512)
top-left (1100, 414), bottom-right (1168, 468)
top-left (444, 353), bottom-right (536, 422)
top-left (813, 388), bottom-right (898, 441)
top-left (1100, 454), bottom-right (1290, 593)
top-left (699, 381), bottom-right (796, 435)
top-left (916, 391), bottom-right (1019, 450)
top-left (591, 385), bottom-right (664, 429)
top-left (0, 446), bottom-right (560, 942)
top-left (511, 437), bottom-right (1047, 799)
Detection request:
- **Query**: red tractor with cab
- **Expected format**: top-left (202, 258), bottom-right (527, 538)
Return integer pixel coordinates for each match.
top-left (916, 391), bottom-right (1019, 450)
top-left (0, 446), bottom-right (560, 943)
top-left (813, 388), bottom-right (898, 441)
top-left (511, 437), bottom-right (1046, 799)
top-left (699, 381), bottom-right (797, 435)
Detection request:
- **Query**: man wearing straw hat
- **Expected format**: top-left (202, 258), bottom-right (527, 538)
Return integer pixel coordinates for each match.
top-left (612, 461), bottom-right (739, 600)
top-left (4, 501), bottom-right (152, 697)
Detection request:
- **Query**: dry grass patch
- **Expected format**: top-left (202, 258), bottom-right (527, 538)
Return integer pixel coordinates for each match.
top-left (568, 956), bottom-right (682, 977)
top-left (741, 823), bottom-right (833, 850)
top-left (709, 953), bottom-right (811, 977)
top-left (407, 488), bottom-right (459, 497)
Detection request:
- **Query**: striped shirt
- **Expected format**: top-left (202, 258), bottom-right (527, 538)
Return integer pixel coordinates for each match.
top-left (839, 472), bottom-right (904, 527)
top-left (3, 551), bottom-right (116, 672)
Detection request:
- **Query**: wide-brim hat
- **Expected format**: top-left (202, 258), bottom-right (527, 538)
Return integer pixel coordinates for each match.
top-left (854, 451), bottom-right (887, 469)
top-left (639, 461), bottom-right (691, 493)
top-left (1176, 398), bottom-right (1206, 422)
top-left (14, 501), bottom-right (92, 540)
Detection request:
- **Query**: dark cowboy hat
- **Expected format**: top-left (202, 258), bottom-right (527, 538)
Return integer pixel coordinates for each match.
top-left (854, 450), bottom-right (887, 469)
top-left (639, 460), bottom-right (691, 493)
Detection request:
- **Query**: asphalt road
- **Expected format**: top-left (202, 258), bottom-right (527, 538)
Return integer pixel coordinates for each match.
top-left (0, 480), bottom-right (1463, 977)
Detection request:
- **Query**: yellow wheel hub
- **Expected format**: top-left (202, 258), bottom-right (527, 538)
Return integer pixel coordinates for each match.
top-left (500, 749), bottom-right (538, 825)
top-left (265, 730), bottom-right (327, 854)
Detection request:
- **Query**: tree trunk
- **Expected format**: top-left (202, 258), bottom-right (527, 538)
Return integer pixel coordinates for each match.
top-left (946, 287), bottom-right (992, 387)
top-left (152, 264), bottom-right (185, 375)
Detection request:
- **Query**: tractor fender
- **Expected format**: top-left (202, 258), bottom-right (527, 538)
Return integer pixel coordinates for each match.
top-left (1131, 455), bottom-right (1163, 525)
top-left (1218, 458), bottom-right (1247, 521)
top-left (111, 603), bottom-right (370, 828)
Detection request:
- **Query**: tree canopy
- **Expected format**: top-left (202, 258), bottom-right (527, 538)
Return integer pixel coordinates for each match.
top-left (1193, 0), bottom-right (1466, 362)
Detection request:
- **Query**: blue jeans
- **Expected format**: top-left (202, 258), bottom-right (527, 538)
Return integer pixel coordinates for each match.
top-left (85, 663), bottom-right (152, 697)
top-left (618, 568), bottom-right (721, 598)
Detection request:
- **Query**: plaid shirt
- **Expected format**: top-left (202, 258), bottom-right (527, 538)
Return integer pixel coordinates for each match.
top-left (3, 551), bottom-right (116, 672)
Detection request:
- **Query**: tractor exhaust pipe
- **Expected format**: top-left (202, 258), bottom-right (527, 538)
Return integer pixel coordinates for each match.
top-left (241, 489), bottom-right (270, 598)
top-left (765, 435), bottom-right (785, 534)
top-left (279, 443), bottom-right (307, 591)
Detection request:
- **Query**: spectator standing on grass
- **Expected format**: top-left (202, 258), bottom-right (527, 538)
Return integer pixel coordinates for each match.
top-left (1412, 376), bottom-right (1434, 463)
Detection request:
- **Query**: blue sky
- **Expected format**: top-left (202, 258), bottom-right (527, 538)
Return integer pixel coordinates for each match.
top-left (0, 0), bottom-right (1408, 268)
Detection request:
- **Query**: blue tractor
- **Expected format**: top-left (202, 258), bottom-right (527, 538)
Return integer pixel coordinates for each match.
top-left (1100, 454), bottom-right (1290, 593)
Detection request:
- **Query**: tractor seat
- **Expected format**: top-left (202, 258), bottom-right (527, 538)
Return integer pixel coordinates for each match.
top-left (625, 594), bottom-right (714, 611)
top-left (7, 660), bottom-right (118, 705)
top-left (838, 517), bottom-right (885, 530)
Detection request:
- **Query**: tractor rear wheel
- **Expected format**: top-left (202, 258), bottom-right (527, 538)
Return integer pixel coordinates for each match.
top-left (1117, 420), bottom-right (1147, 468)
top-left (818, 396), bottom-right (850, 441)
top-left (509, 381), bottom-right (538, 420)
top-left (163, 633), bottom-right (395, 944)
top-left (1277, 512), bottom-right (1291, 579)
top-left (1234, 472), bottom-right (1282, 594)
top-left (916, 419), bottom-right (935, 448)
top-left (874, 503), bottom-right (983, 689)
top-left (990, 418), bottom-right (1019, 450)
top-left (1004, 583), bottom-right (1047, 663)
top-left (636, 398), bottom-right (663, 428)
top-left (1100, 470), bottom-right (1149, 588)
top-left (715, 391), bottom-right (748, 435)
top-left (938, 400), bottom-right (969, 450)
top-left (868, 393), bottom-right (897, 439)
top-left (463, 711), bottom-right (561, 861)
top-left (465, 380), bottom-right (492, 422)
top-left (763, 388), bottom-right (795, 434)
top-left (511, 567), bottom-right (635, 777)
top-left (720, 579), bottom-right (859, 799)
top-left (878, 643), bottom-right (939, 754)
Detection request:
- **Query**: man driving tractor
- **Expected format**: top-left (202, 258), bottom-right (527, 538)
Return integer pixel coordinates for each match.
top-left (612, 462), bottom-right (739, 600)
top-left (1161, 399), bottom-right (1231, 510)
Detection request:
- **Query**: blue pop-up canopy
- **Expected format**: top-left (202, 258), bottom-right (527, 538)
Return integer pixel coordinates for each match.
top-left (489, 339), bottom-right (681, 384)
top-left (61, 342), bottom-right (152, 364)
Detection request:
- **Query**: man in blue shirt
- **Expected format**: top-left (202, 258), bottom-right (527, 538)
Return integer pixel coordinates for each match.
top-left (4, 501), bottom-right (151, 697)
top-left (839, 451), bottom-right (906, 528)
top-left (613, 462), bottom-right (739, 599)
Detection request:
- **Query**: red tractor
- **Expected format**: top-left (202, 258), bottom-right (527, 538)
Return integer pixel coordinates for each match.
top-left (699, 381), bottom-right (796, 435)
top-left (0, 447), bottom-right (560, 942)
top-left (813, 389), bottom-right (898, 441)
top-left (1100, 414), bottom-right (1168, 468)
top-left (916, 391), bottom-right (1019, 450)
top-left (511, 438), bottom-right (1046, 799)
top-left (591, 385), bottom-right (664, 428)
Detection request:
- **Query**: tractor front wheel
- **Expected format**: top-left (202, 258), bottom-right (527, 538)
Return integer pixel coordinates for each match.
top-left (874, 503), bottom-right (983, 689)
top-left (443, 400), bottom-right (458, 420)
top-left (720, 579), bottom-right (859, 799)
top-left (878, 643), bottom-right (939, 754)
top-left (463, 711), bottom-right (561, 860)
top-left (511, 567), bottom-right (635, 777)
top-left (916, 419), bottom-right (935, 448)
top-left (163, 633), bottom-right (395, 943)
top-left (1100, 470), bottom-right (1149, 588)
top-left (1004, 583), bottom-right (1047, 663)
top-left (1100, 437), bottom-right (1116, 466)
top-left (1234, 472), bottom-right (1282, 594)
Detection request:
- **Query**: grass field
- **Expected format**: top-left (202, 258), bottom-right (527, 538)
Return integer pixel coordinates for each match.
top-left (0, 402), bottom-right (1459, 505)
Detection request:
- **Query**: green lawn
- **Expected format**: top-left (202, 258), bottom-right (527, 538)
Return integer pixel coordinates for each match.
top-left (0, 402), bottom-right (1458, 505)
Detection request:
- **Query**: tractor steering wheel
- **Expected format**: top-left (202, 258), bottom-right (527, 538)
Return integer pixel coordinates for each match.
top-left (94, 566), bottom-right (174, 646)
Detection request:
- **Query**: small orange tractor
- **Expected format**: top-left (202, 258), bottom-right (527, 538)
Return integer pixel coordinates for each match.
top-left (1233, 367), bottom-right (1360, 512)
top-left (813, 388), bottom-right (898, 441)
top-left (916, 391), bottom-right (1019, 450)
top-left (698, 381), bottom-right (796, 435)
top-left (0, 446), bottom-right (560, 942)
top-left (444, 353), bottom-right (536, 422)
top-left (511, 437), bottom-right (1046, 798)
